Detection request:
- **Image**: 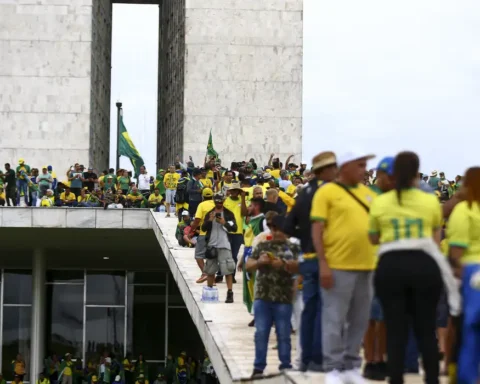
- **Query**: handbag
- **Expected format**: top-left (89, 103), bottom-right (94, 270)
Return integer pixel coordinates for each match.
top-left (205, 246), bottom-right (218, 260)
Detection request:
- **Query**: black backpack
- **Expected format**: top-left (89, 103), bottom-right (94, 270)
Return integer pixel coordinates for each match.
top-left (175, 181), bottom-right (188, 204)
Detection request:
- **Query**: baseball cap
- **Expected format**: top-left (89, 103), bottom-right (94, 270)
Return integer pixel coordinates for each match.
top-left (202, 188), bottom-right (213, 197)
top-left (181, 211), bottom-right (190, 216)
top-left (376, 157), bottom-right (394, 176)
top-left (42, 165), bottom-right (48, 169)
top-left (337, 151), bottom-right (375, 168)
top-left (213, 192), bottom-right (225, 201)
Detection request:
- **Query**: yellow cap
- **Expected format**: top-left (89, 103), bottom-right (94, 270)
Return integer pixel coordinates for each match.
top-left (42, 165), bottom-right (48, 169)
top-left (202, 188), bottom-right (213, 197)
top-left (18, 158), bottom-right (25, 164)
top-left (92, 376), bottom-right (98, 382)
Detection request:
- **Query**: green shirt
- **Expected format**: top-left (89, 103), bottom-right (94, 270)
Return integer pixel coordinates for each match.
top-left (118, 176), bottom-right (130, 190)
top-left (156, 174), bottom-right (166, 195)
top-left (16, 164), bottom-right (31, 179)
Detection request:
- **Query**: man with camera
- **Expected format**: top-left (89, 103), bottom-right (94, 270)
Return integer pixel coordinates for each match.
top-left (201, 193), bottom-right (237, 303)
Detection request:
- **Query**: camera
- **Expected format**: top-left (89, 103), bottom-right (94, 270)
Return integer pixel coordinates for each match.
top-left (215, 213), bottom-right (222, 219)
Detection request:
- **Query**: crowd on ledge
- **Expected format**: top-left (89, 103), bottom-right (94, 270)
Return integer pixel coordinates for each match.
top-left (7, 350), bottom-right (218, 384)
top-left (0, 156), bottom-right (461, 210)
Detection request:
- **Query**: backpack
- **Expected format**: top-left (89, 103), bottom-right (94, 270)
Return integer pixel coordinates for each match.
top-left (175, 181), bottom-right (188, 204)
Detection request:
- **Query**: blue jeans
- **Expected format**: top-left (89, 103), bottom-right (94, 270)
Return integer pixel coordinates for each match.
top-left (31, 191), bottom-right (38, 207)
top-left (458, 264), bottom-right (480, 384)
top-left (405, 325), bottom-right (419, 371)
top-left (16, 179), bottom-right (29, 205)
top-left (254, 299), bottom-right (292, 371)
top-left (299, 258), bottom-right (323, 370)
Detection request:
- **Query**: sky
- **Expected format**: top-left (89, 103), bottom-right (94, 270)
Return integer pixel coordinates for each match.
top-left (110, 1), bottom-right (480, 179)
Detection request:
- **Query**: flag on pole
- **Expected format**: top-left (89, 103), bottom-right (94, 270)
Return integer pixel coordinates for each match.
top-left (206, 129), bottom-right (218, 158)
top-left (118, 110), bottom-right (145, 178)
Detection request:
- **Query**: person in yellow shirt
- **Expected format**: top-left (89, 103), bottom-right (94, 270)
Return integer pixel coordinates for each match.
top-left (163, 166), bottom-right (180, 218)
top-left (0, 187), bottom-right (5, 206)
top-left (12, 354), bottom-right (25, 381)
top-left (447, 166), bottom-right (480, 384)
top-left (311, 151), bottom-right (377, 382)
top-left (199, 169), bottom-right (213, 190)
top-left (58, 187), bottom-right (77, 207)
top-left (189, 188), bottom-right (215, 283)
top-left (368, 151), bottom-right (443, 384)
top-left (37, 372), bottom-right (50, 384)
top-left (148, 188), bottom-right (164, 212)
top-left (220, 183), bottom-right (247, 283)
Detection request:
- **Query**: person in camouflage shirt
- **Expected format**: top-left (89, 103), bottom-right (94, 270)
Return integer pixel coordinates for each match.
top-left (246, 214), bottom-right (300, 377)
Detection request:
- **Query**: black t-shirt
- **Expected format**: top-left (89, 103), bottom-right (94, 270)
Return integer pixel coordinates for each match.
top-left (82, 172), bottom-right (97, 191)
top-left (4, 169), bottom-right (15, 185)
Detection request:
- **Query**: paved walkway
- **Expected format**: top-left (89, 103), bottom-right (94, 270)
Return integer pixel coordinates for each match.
top-left (151, 212), bottom-right (445, 384)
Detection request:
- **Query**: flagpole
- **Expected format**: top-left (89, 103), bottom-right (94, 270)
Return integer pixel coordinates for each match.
top-left (116, 101), bottom-right (122, 171)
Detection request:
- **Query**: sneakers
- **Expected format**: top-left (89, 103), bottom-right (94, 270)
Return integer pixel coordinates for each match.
top-left (225, 289), bottom-right (234, 303)
top-left (251, 369), bottom-right (263, 379)
top-left (344, 369), bottom-right (368, 384)
top-left (363, 363), bottom-right (386, 381)
top-left (325, 370), bottom-right (344, 384)
top-left (196, 273), bottom-right (207, 283)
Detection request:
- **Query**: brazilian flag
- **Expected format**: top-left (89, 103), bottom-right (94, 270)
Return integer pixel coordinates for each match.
top-left (206, 129), bottom-right (218, 158)
top-left (119, 111), bottom-right (145, 178)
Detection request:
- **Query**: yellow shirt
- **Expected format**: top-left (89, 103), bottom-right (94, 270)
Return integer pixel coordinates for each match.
top-left (195, 200), bottom-right (215, 236)
top-left (164, 172), bottom-right (180, 190)
top-left (224, 197), bottom-right (243, 235)
top-left (369, 189), bottom-right (442, 243)
top-left (447, 201), bottom-right (480, 264)
top-left (63, 361), bottom-right (73, 376)
top-left (60, 192), bottom-right (76, 201)
top-left (0, 191), bottom-right (5, 200)
top-left (148, 194), bottom-right (163, 204)
top-left (279, 190), bottom-right (295, 213)
top-left (286, 184), bottom-right (297, 196)
top-left (242, 186), bottom-right (253, 206)
top-left (311, 183), bottom-right (377, 270)
top-left (268, 169), bottom-right (281, 179)
top-left (200, 178), bottom-right (213, 189)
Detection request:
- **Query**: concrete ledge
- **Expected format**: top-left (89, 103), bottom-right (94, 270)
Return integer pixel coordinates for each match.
top-left (0, 207), bottom-right (152, 229)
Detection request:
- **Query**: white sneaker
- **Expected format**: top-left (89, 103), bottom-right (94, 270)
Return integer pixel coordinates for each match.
top-left (325, 370), bottom-right (345, 384)
top-left (343, 369), bottom-right (368, 384)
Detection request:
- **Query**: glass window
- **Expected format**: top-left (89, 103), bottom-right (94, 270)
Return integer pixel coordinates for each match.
top-left (46, 285), bottom-right (83, 358)
top-left (4, 270), bottom-right (32, 305)
top-left (127, 271), bottom-right (166, 285)
top-left (47, 270), bottom-right (84, 283)
top-left (85, 307), bottom-right (125, 362)
top-left (127, 285), bottom-right (165, 360)
top-left (167, 308), bottom-right (203, 359)
top-left (168, 274), bottom-right (185, 306)
top-left (2, 306), bottom-right (31, 381)
top-left (86, 271), bottom-right (125, 305)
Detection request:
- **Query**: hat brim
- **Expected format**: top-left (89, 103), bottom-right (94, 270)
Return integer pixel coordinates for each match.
top-left (339, 154), bottom-right (376, 168)
top-left (312, 158), bottom-right (337, 171)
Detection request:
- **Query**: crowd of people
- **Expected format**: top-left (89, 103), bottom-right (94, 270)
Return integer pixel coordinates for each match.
top-left (168, 152), bottom-right (476, 384)
top-left (1, 153), bottom-right (476, 384)
top-left (7, 351), bottom-right (218, 384)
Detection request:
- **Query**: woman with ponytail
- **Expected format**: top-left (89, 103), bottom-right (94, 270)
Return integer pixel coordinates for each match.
top-left (368, 151), bottom-right (459, 384)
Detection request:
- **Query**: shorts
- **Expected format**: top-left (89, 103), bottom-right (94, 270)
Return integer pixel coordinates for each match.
top-left (370, 296), bottom-right (384, 321)
top-left (204, 248), bottom-right (235, 276)
top-left (166, 189), bottom-right (176, 205)
top-left (194, 235), bottom-right (207, 259)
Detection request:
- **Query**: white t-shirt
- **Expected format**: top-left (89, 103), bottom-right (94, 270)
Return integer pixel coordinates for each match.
top-left (137, 173), bottom-right (150, 190)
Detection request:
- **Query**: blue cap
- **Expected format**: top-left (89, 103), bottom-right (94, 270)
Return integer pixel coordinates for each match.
top-left (376, 157), bottom-right (394, 176)
top-left (47, 165), bottom-right (52, 171)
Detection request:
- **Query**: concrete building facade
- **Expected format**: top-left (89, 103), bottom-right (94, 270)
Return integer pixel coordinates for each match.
top-left (0, 0), bottom-right (112, 173)
top-left (0, 0), bottom-right (302, 173)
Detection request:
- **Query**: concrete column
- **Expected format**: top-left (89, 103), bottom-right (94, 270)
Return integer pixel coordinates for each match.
top-left (30, 249), bottom-right (46, 380)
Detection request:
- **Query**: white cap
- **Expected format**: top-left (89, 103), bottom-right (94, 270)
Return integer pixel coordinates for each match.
top-left (181, 211), bottom-right (190, 216)
top-left (115, 376), bottom-right (121, 382)
top-left (337, 151), bottom-right (375, 168)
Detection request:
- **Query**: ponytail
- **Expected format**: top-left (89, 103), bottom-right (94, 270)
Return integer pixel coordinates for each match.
top-left (393, 151), bottom-right (420, 205)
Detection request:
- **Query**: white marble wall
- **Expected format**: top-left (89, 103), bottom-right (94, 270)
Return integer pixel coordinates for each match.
top-left (183, 0), bottom-right (303, 167)
top-left (0, 0), bottom-right (109, 173)
top-left (0, 208), bottom-right (152, 229)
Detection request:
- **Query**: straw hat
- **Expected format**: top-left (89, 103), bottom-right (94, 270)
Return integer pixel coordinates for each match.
top-left (311, 151), bottom-right (337, 171)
